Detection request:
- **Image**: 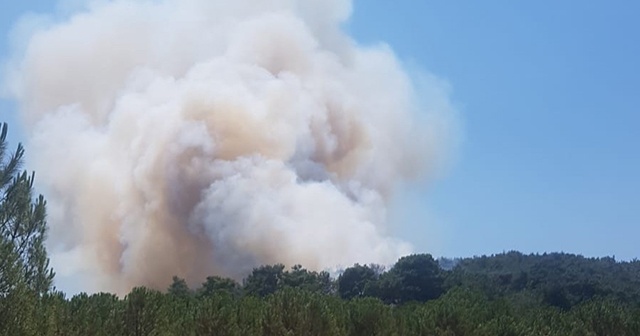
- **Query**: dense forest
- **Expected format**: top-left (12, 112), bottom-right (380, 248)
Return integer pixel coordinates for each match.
top-left (2, 122), bottom-right (640, 335)
top-left (2, 253), bottom-right (640, 335)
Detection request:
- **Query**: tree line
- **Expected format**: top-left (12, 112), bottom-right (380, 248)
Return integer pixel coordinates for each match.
top-left (2, 255), bottom-right (640, 336)
top-left (1, 122), bottom-right (640, 335)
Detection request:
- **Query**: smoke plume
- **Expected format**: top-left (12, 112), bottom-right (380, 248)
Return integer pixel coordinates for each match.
top-left (3, 0), bottom-right (455, 293)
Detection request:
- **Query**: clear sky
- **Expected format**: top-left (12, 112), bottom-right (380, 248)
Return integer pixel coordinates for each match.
top-left (1, 1), bottom-right (639, 261)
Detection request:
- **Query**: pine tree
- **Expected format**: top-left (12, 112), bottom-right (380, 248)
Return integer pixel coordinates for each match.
top-left (0, 122), bottom-right (55, 296)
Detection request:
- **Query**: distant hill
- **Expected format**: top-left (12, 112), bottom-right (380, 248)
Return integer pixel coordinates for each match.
top-left (445, 251), bottom-right (640, 309)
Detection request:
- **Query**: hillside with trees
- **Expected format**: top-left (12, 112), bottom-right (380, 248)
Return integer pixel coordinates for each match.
top-left (2, 254), bottom-right (639, 335)
top-left (1, 122), bottom-right (639, 335)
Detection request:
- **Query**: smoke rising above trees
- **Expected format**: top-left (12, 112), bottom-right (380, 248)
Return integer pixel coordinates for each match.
top-left (3, 0), bottom-right (456, 293)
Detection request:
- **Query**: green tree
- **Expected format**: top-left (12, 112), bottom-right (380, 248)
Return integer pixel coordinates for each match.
top-left (262, 288), bottom-right (343, 336)
top-left (337, 264), bottom-right (378, 300)
top-left (283, 264), bottom-right (333, 294)
top-left (347, 297), bottom-right (395, 336)
top-left (0, 282), bottom-right (39, 336)
top-left (195, 293), bottom-right (240, 335)
top-left (198, 275), bottom-right (241, 298)
top-left (244, 264), bottom-right (285, 297)
top-left (167, 276), bottom-right (191, 298)
top-left (0, 122), bottom-right (54, 296)
top-left (379, 254), bottom-right (444, 304)
top-left (122, 287), bottom-right (168, 336)
top-left (34, 290), bottom-right (68, 336)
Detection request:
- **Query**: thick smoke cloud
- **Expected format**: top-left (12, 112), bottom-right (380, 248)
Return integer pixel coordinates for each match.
top-left (3, 0), bottom-right (454, 293)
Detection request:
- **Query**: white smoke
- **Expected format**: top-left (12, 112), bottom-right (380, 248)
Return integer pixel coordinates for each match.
top-left (3, 0), bottom-right (455, 293)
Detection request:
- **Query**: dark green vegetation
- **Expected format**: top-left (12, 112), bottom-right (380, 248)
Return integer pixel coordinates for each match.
top-left (0, 123), bottom-right (54, 297)
top-left (2, 254), bottom-right (640, 336)
top-left (1, 123), bottom-right (639, 335)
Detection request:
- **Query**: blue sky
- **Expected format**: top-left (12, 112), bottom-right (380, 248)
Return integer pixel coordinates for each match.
top-left (1, 1), bottom-right (639, 261)
top-left (347, 1), bottom-right (640, 260)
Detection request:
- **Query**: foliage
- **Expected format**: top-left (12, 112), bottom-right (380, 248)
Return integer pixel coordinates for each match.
top-left (377, 253), bottom-right (444, 304)
top-left (198, 275), bottom-right (241, 299)
top-left (167, 276), bottom-right (191, 298)
top-left (447, 251), bottom-right (640, 309)
top-left (243, 264), bottom-right (285, 297)
top-left (337, 264), bottom-right (378, 300)
top-left (283, 264), bottom-right (333, 295)
top-left (0, 123), bottom-right (54, 296)
top-left (0, 253), bottom-right (639, 335)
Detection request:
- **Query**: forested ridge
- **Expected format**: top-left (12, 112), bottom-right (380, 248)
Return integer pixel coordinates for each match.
top-left (2, 252), bottom-right (640, 335)
top-left (2, 123), bottom-right (640, 335)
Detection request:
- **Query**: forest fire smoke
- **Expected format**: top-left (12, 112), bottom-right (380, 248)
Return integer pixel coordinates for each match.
top-left (3, 0), bottom-right (454, 293)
